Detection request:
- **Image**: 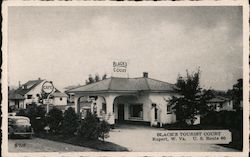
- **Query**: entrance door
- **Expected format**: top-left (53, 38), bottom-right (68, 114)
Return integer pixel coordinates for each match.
top-left (15, 100), bottom-right (19, 110)
top-left (118, 104), bottom-right (124, 122)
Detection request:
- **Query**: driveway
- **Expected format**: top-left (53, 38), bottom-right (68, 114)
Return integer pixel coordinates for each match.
top-left (106, 124), bottom-right (238, 152)
top-left (9, 137), bottom-right (97, 152)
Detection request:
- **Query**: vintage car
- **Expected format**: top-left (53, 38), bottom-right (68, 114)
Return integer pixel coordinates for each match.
top-left (8, 116), bottom-right (33, 138)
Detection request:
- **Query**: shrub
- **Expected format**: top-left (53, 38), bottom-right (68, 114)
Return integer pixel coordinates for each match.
top-left (78, 112), bottom-right (110, 141)
top-left (201, 110), bottom-right (243, 129)
top-left (47, 107), bottom-right (63, 133)
top-left (200, 110), bottom-right (243, 150)
top-left (16, 109), bottom-right (28, 117)
top-left (32, 105), bottom-right (47, 132)
top-left (61, 107), bottom-right (79, 136)
top-left (98, 120), bottom-right (110, 141)
top-left (16, 104), bottom-right (47, 133)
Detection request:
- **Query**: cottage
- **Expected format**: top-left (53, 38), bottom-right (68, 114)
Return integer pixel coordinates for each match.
top-left (51, 89), bottom-right (68, 111)
top-left (206, 96), bottom-right (234, 112)
top-left (9, 78), bottom-right (68, 110)
top-left (66, 72), bottom-right (179, 127)
top-left (8, 90), bottom-right (25, 111)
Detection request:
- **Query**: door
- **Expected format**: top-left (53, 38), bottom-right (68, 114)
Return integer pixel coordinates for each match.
top-left (118, 104), bottom-right (124, 122)
top-left (15, 100), bottom-right (20, 110)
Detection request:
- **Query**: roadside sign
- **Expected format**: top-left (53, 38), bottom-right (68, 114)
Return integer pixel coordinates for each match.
top-left (112, 60), bottom-right (129, 78)
top-left (42, 81), bottom-right (54, 94)
top-left (43, 99), bottom-right (52, 104)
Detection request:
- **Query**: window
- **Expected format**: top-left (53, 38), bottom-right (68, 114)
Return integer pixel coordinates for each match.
top-left (102, 103), bottom-right (106, 113)
top-left (16, 119), bottom-right (29, 125)
top-left (167, 105), bottom-right (171, 113)
top-left (129, 104), bottom-right (143, 118)
top-left (155, 108), bottom-right (158, 120)
top-left (60, 97), bottom-right (63, 101)
top-left (27, 95), bottom-right (32, 99)
top-left (220, 103), bottom-right (223, 108)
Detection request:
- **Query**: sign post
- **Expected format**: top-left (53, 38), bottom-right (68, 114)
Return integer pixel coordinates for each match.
top-left (42, 81), bottom-right (54, 114)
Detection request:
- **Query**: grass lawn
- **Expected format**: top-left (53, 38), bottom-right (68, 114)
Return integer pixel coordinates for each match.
top-left (36, 133), bottom-right (129, 152)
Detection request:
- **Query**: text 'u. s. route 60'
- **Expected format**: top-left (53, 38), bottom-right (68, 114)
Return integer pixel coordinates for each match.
top-left (152, 130), bottom-right (231, 144)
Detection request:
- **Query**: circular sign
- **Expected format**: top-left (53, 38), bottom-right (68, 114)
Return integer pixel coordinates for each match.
top-left (42, 81), bottom-right (54, 94)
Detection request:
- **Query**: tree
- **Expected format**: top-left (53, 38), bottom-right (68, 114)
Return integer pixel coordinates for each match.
top-left (86, 73), bottom-right (108, 85)
top-left (47, 107), bottom-right (63, 133)
top-left (86, 74), bottom-right (95, 85)
top-left (16, 109), bottom-right (28, 117)
top-left (231, 79), bottom-right (243, 110)
top-left (95, 74), bottom-right (100, 82)
top-left (102, 73), bottom-right (107, 80)
top-left (32, 105), bottom-right (47, 132)
top-left (61, 107), bottom-right (79, 136)
top-left (18, 103), bottom-right (47, 133)
top-left (169, 69), bottom-right (207, 125)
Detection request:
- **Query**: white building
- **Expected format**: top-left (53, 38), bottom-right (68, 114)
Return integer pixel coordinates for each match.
top-left (8, 90), bottom-right (25, 111)
top-left (207, 96), bottom-right (234, 112)
top-left (51, 90), bottom-right (68, 111)
top-left (66, 72), bottom-right (179, 127)
top-left (9, 78), bottom-right (68, 110)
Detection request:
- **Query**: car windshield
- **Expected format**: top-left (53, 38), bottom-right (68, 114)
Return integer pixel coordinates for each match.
top-left (15, 119), bottom-right (29, 125)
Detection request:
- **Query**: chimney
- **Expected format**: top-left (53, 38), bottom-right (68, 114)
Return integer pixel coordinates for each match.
top-left (143, 72), bottom-right (148, 78)
top-left (38, 77), bottom-right (41, 80)
top-left (18, 81), bottom-right (21, 87)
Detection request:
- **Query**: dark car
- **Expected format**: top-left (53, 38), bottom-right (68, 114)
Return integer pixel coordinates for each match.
top-left (8, 116), bottom-right (33, 138)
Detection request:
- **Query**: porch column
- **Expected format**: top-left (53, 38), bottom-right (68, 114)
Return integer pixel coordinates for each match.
top-left (104, 95), bottom-right (116, 125)
top-left (74, 96), bottom-right (80, 114)
top-left (149, 95), bottom-right (166, 127)
top-left (150, 106), bottom-right (156, 126)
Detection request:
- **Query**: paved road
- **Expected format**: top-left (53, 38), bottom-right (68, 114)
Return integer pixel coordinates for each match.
top-left (107, 124), bottom-right (239, 152)
top-left (9, 137), bottom-right (97, 152)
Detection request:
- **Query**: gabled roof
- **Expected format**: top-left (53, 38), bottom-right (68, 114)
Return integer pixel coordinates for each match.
top-left (52, 89), bottom-right (68, 97)
top-left (64, 85), bottom-right (82, 90)
top-left (8, 92), bottom-right (25, 100)
top-left (67, 77), bottom-right (177, 94)
top-left (14, 79), bottom-right (44, 96)
top-left (207, 96), bottom-right (231, 103)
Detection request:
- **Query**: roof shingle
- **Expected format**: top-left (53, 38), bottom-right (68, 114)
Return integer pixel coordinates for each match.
top-left (14, 79), bottom-right (44, 95)
top-left (67, 77), bottom-right (176, 93)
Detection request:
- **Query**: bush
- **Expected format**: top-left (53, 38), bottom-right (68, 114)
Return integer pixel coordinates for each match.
top-left (17, 103), bottom-right (47, 133)
top-left (78, 112), bottom-right (110, 141)
top-left (32, 105), bottom-right (47, 132)
top-left (201, 110), bottom-right (243, 150)
top-left (16, 109), bottom-right (28, 117)
top-left (61, 107), bottom-right (79, 136)
top-left (201, 110), bottom-right (243, 129)
top-left (47, 107), bottom-right (63, 133)
top-left (98, 120), bottom-right (110, 141)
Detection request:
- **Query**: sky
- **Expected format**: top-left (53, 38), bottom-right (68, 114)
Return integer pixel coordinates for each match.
top-left (8, 6), bottom-right (243, 91)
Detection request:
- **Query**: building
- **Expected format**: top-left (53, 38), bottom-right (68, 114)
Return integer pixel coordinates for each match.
top-left (9, 78), bottom-right (68, 110)
top-left (66, 72), bottom-right (179, 127)
top-left (50, 89), bottom-right (68, 111)
top-left (206, 96), bottom-right (234, 112)
top-left (8, 90), bottom-right (25, 111)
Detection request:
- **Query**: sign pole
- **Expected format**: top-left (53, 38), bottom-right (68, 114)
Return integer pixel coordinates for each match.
top-left (42, 81), bottom-right (54, 114)
top-left (46, 93), bottom-right (52, 114)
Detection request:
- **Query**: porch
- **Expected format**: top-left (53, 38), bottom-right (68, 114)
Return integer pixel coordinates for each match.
top-left (72, 93), bottom-right (176, 127)
top-left (65, 76), bottom-right (178, 127)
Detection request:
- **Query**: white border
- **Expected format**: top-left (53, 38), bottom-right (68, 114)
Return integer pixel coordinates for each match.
top-left (2, 1), bottom-right (249, 157)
